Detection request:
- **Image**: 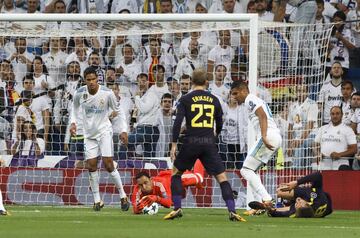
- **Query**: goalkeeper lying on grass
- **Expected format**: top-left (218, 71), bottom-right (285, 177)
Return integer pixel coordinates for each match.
top-left (131, 160), bottom-right (204, 214)
top-left (249, 172), bottom-right (333, 218)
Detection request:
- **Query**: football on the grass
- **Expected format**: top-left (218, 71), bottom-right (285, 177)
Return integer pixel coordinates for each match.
top-left (142, 202), bottom-right (159, 215)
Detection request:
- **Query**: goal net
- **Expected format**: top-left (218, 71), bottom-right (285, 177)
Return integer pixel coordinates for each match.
top-left (0, 14), bottom-right (332, 208)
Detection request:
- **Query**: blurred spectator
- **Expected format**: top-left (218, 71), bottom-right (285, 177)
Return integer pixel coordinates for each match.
top-left (143, 38), bottom-right (176, 85)
top-left (338, 80), bottom-right (355, 126)
top-left (0, 37), bottom-right (15, 62)
top-left (105, 66), bottom-right (131, 98)
top-left (42, 37), bottom-right (68, 87)
top-left (160, 0), bottom-right (173, 13)
top-left (255, 0), bottom-right (274, 21)
top-left (179, 31), bottom-right (213, 60)
top-left (20, 74), bottom-right (50, 148)
top-left (115, 44), bottom-right (142, 96)
top-left (77, 0), bottom-right (106, 13)
top-left (110, 0), bottom-right (138, 13)
top-left (53, 61), bottom-right (83, 137)
top-left (287, 85), bottom-right (318, 168)
top-left (8, 37), bottom-right (34, 94)
top-left (326, 11), bottom-right (356, 75)
top-left (65, 40), bottom-right (90, 74)
top-left (12, 90), bottom-right (34, 142)
top-left (278, 0), bottom-right (317, 24)
top-left (175, 38), bottom-right (206, 81)
top-left (350, 92), bottom-right (360, 132)
top-left (347, 0), bottom-right (360, 68)
top-left (208, 64), bottom-right (230, 102)
top-left (246, 0), bottom-right (256, 13)
top-left (107, 82), bottom-right (133, 157)
top-left (209, 0), bottom-right (246, 13)
top-left (128, 73), bottom-right (160, 157)
top-left (88, 51), bottom-right (105, 85)
top-left (141, 0), bottom-right (161, 13)
top-left (219, 95), bottom-right (247, 169)
top-left (46, 0), bottom-right (81, 30)
top-left (0, 115), bottom-right (11, 155)
top-left (195, 0), bottom-right (209, 13)
top-left (147, 64), bottom-right (171, 100)
top-left (10, 120), bottom-right (44, 167)
top-left (0, 65), bottom-right (19, 123)
top-left (167, 77), bottom-right (181, 104)
top-left (0, 0), bottom-right (16, 13)
top-left (155, 93), bottom-right (173, 157)
top-left (315, 106), bottom-right (357, 170)
top-left (319, 62), bottom-right (343, 124)
top-left (207, 30), bottom-right (234, 81)
top-left (330, 0), bottom-right (356, 12)
top-left (107, 33), bottom-right (141, 66)
top-left (186, 0), bottom-right (211, 13)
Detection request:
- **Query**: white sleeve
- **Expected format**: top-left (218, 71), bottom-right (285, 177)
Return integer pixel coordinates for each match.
top-left (307, 102), bottom-right (319, 122)
top-left (207, 48), bottom-right (216, 62)
top-left (36, 138), bottom-right (46, 154)
top-left (318, 85), bottom-right (325, 103)
top-left (245, 94), bottom-right (262, 114)
top-left (53, 95), bottom-right (61, 124)
top-left (345, 126), bottom-right (357, 145)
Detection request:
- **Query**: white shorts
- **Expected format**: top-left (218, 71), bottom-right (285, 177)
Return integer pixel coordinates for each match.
top-left (84, 131), bottom-right (114, 160)
top-left (243, 130), bottom-right (282, 171)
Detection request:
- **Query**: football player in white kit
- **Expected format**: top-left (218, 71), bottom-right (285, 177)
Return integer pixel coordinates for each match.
top-left (70, 67), bottom-right (130, 211)
top-left (0, 189), bottom-right (8, 215)
top-left (231, 81), bottom-right (282, 207)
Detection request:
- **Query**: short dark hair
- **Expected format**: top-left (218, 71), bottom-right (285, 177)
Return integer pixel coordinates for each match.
top-left (315, 0), bottom-right (324, 5)
top-left (54, 0), bottom-right (65, 7)
top-left (137, 73), bottom-right (148, 80)
top-left (105, 66), bottom-right (116, 72)
top-left (153, 64), bottom-right (165, 73)
top-left (22, 73), bottom-right (34, 83)
top-left (333, 10), bottom-right (346, 21)
top-left (161, 93), bottom-right (173, 102)
top-left (89, 51), bottom-right (100, 58)
top-left (231, 80), bottom-right (248, 91)
top-left (341, 80), bottom-right (354, 90)
top-left (215, 64), bottom-right (227, 71)
top-left (135, 171), bottom-right (151, 180)
top-left (295, 206), bottom-right (315, 218)
top-left (83, 66), bottom-right (98, 78)
top-left (181, 74), bottom-right (191, 80)
top-left (191, 68), bottom-right (207, 86)
top-left (351, 91), bottom-right (360, 98)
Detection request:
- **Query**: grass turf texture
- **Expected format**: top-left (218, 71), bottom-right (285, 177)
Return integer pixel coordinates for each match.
top-left (1, 206), bottom-right (359, 238)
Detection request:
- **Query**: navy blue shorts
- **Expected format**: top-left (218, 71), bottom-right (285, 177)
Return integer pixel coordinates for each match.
top-left (174, 143), bottom-right (225, 176)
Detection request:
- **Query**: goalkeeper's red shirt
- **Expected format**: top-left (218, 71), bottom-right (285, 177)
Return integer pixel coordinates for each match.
top-left (131, 170), bottom-right (173, 214)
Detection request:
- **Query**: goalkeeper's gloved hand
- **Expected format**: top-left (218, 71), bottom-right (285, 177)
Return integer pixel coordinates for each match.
top-left (136, 195), bottom-right (159, 211)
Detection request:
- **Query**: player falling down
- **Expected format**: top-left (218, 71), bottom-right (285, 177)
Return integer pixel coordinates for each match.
top-left (249, 172), bottom-right (333, 218)
top-left (230, 81), bottom-right (282, 209)
top-left (164, 68), bottom-right (246, 222)
top-left (131, 160), bottom-right (205, 214)
top-left (0, 189), bottom-right (9, 216)
top-left (70, 67), bottom-right (130, 211)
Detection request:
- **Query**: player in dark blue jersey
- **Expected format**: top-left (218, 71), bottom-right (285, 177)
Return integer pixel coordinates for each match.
top-left (163, 68), bottom-right (245, 222)
top-left (249, 172), bottom-right (333, 218)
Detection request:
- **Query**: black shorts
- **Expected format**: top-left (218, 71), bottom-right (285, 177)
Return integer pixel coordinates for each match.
top-left (174, 143), bottom-right (225, 176)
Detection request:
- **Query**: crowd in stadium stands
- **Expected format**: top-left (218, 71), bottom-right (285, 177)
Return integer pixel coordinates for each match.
top-left (0, 0), bottom-right (360, 171)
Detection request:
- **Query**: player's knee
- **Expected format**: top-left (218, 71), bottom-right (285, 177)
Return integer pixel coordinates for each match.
top-left (240, 167), bottom-right (253, 180)
top-left (215, 172), bottom-right (227, 183)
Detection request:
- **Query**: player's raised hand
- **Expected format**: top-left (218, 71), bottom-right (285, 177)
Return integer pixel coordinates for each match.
top-left (70, 123), bottom-right (77, 136)
top-left (279, 181), bottom-right (297, 191)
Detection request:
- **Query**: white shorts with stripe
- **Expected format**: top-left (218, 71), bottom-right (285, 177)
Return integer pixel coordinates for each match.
top-left (84, 130), bottom-right (114, 160)
top-left (243, 130), bottom-right (282, 171)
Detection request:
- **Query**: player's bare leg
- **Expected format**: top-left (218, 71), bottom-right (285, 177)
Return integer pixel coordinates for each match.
top-left (0, 189), bottom-right (9, 216)
top-left (102, 157), bottom-right (129, 211)
top-left (87, 158), bottom-right (104, 211)
top-left (215, 173), bottom-right (246, 222)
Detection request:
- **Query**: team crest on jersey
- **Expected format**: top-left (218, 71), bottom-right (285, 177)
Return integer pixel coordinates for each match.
top-left (310, 192), bottom-right (318, 199)
top-left (100, 99), bottom-right (105, 106)
top-left (337, 130), bottom-right (340, 134)
top-left (249, 101), bottom-right (256, 111)
top-left (83, 93), bottom-right (88, 100)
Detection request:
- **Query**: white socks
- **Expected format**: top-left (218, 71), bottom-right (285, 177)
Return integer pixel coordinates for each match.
top-left (89, 171), bottom-right (101, 203)
top-left (0, 190), bottom-right (6, 211)
top-left (110, 169), bottom-right (126, 199)
top-left (241, 167), bottom-right (272, 202)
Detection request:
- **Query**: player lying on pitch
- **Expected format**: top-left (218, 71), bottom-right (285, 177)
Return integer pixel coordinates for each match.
top-left (131, 160), bottom-right (204, 214)
top-left (249, 172), bottom-right (333, 218)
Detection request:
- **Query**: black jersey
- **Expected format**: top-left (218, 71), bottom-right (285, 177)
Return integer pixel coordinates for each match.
top-left (172, 90), bottom-right (223, 143)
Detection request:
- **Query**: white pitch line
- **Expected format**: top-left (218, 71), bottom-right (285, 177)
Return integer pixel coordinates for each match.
top-left (254, 224), bottom-right (360, 230)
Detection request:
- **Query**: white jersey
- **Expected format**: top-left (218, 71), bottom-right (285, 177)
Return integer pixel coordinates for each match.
top-left (244, 94), bottom-right (280, 137)
top-left (288, 98), bottom-right (318, 133)
top-left (315, 123), bottom-right (357, 157)
top-left (71, 85), bottom-right (128, 139)
top-left (318, 81), bottom-right (342, 124)
top-left (208, 81), bottom-right (230, 103)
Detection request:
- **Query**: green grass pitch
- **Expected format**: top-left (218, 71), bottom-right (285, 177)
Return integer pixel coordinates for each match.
top-left (1, 206), bottom-right (359, 238)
